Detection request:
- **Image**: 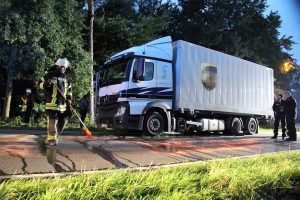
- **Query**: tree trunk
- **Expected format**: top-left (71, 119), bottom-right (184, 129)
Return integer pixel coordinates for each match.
top-left (2, 68), bottom-right (12, 120)
top-left (2, 48), bottom-right (16, 120)
top-left (88, 0), bottom-right (95, 124)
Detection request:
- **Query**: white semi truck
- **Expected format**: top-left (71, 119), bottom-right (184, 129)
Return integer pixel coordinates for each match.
top-left (97, 36), bottom-right (274, 135)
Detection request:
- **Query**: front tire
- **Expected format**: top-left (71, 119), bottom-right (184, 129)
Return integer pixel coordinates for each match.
top-left (144, 112), bottom-right (165, 136)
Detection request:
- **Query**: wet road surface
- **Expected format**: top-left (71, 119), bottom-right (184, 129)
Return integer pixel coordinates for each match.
top-left (0, 129), bottom-right (299, 179)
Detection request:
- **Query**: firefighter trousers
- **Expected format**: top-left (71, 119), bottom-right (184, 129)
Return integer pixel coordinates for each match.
top-left (46, 110), bottom-right (69, 141)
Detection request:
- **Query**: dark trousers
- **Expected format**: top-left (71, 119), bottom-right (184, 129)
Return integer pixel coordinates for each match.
top-left (46, 110), bottom-right (68, 141)
top-left (23, 107), bottom-right (33, 123)
top-left (80, 110), bottom-right (87, 128)
top-left (286, 113), bottom-right (296, 140)
top-left (273, 114), bottom-right (286, 136)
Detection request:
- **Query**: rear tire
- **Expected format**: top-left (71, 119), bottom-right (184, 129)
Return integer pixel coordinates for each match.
top-left (230, 117), bottom-right (243, 136)
top-left (244, 117), bottom-right (258, 135)
top-left (144, 112), bottom-right (165, 136)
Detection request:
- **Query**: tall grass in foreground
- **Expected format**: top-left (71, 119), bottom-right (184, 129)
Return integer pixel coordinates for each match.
top-left (1, 152), bottom-right (300, 199)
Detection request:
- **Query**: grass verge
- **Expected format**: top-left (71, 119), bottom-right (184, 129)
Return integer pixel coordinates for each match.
top-left (259, 128), bottom-right (300, 133)
top-left (1, 152), bottom-right (300, 199)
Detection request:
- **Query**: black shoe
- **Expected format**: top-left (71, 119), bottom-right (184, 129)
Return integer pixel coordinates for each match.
top-left (271, 136), bottom-right (277, 139)
top-left (286, 138), bottom-right (296, 141)
top-left (282, 134), bottom-right (286, 139)
top-left (48, 139), bottom-right (57, 146)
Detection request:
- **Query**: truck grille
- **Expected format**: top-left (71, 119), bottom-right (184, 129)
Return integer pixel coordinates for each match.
top-left (98, 94), bottom-right (119, 117)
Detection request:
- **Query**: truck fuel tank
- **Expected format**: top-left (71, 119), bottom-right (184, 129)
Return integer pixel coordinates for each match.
top-left (186, 119), bottom-right (225, 132)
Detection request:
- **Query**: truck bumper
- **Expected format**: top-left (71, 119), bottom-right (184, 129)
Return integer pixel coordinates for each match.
top-left (97, 101), bottom-right (143, 131)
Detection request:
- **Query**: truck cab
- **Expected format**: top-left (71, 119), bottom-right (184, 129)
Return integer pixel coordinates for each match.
top-left (97, 36), bottom-right (174, 135)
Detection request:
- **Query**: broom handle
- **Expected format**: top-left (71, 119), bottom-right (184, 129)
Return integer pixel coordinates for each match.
top-left (52, 83), bottom-right (88, 129)
top-left (69, 104), bottom-right (88, 129)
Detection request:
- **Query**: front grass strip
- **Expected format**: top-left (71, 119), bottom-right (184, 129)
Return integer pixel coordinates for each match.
top-left (1, 151), bottom-right (300, 199)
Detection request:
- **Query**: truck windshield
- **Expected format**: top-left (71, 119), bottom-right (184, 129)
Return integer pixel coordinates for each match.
top-left (100, 58), bottom-right (131, 87)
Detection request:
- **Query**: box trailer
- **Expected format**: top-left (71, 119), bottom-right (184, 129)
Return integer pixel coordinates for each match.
top-left (97, 36), bottom-right (273, 135)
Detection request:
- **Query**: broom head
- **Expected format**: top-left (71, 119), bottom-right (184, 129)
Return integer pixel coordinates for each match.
top-left (82, 127), bottom-right (92, 138)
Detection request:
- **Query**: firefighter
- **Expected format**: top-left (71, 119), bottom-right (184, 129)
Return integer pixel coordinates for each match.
top-left (24, 88), bottom-right (34, 124)
top-left (19, 88), bottom-right (34, 124)
top-left (20, 94), bottom-right (27, 117)
top-left (271, 94), bottom-right (286, 139)
top-left (38, 58), bottom-right (72, 146)
top-left (283, 91), bottom-right (297, 141)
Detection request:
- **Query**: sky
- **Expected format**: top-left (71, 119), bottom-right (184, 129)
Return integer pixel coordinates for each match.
top-left (265, 0), bottom-right (300, 65)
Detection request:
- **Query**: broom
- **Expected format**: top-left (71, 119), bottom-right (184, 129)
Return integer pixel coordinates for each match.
top-left (53, 84), bottom-right (92, 138)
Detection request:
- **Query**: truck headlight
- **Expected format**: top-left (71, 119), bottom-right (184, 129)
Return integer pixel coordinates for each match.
top-left (115, 106), bottom-right (126, 117)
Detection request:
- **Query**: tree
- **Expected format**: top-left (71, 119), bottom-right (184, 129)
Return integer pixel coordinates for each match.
top-left (88, 0), bottom-right (95, 123)
top-left (93, 0), bottom-right (174, 64)
top-left (0, 0), bottom-right (37, 120)
top-left (0, 0), bottom-right (92, 119)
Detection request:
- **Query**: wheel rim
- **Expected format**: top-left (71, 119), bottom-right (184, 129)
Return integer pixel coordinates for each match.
top-left (248, 119), bottom-right (257, 133)
top-left (149, 117), bottom-right (161, 132)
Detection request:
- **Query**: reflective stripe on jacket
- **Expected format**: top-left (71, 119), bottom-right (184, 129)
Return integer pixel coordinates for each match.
top-left (38, 71), bottom-right (72, 112)
top-left (20, 97), bottom-right (27, 112)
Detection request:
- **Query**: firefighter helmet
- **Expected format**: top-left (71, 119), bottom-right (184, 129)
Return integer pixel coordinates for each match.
top-left (26, 88), bottom-right (32, 94)
top-left (55, 58), bottom-right (70, 68)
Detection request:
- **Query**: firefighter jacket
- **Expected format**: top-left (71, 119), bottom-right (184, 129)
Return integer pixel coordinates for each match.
top-left (20, 96), bottom-right (27, 112)
top-left (38, 71), bottom-right (72, 112)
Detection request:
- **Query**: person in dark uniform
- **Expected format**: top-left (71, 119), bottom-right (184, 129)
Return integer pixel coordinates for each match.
top-left (283, 91), bottom-right (297, 141)
top-left (271, 94), bottom-right (286, 139)
top-left (79, 93), bottom-right (90, 128)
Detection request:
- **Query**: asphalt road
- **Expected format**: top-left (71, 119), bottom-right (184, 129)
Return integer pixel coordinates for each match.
top-left (0, 129), bottom-right (299, 180)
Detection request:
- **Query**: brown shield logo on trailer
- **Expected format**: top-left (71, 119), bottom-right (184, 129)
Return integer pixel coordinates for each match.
top-left (201, 63), bottom-right (217, 90)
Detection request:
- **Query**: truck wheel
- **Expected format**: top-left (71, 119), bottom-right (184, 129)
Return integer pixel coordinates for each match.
top-left (144, 112), bottom-right (165, 136)
top-left (231, 118), bottom-right (243, 136)
top-left (244, 117), bottom-right (258, 135)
